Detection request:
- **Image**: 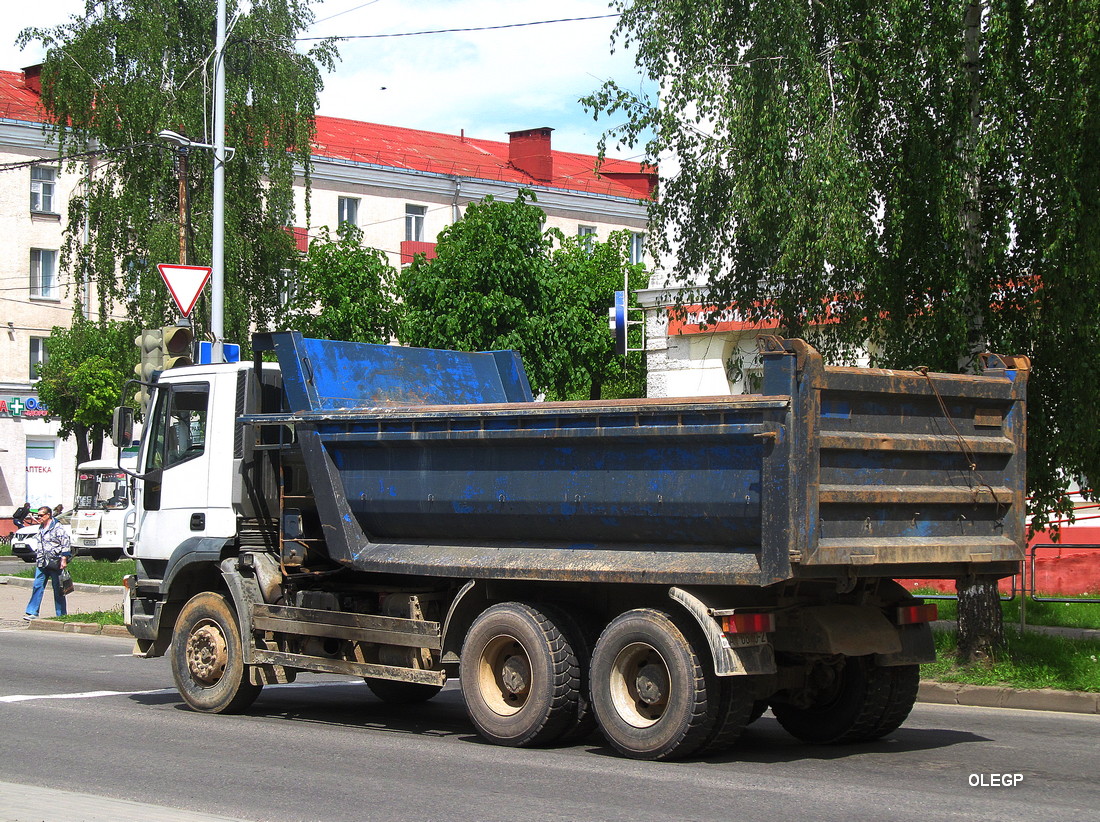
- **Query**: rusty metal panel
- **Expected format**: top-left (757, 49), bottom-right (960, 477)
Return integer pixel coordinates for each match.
top-left (250, 648), bottom-right (446, 685)
top-left (803, 351), bottom-right (1028, 577)
top-left (252, 603), bottom-right (442, 649)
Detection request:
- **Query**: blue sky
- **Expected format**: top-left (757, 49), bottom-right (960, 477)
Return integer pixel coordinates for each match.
top-left (3, 0), bottom-right (652, 159)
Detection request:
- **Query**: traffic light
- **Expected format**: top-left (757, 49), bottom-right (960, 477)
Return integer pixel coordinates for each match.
top-left (161, 325), bottom-right (194, 369)
top-left (133, 328), bottom-right (164, 415)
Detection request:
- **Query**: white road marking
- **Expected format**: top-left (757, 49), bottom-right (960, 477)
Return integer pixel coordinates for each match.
top-left (0, 679), bottom-right (366, 704)
top-left (0, 688), bottom-right (173, 703)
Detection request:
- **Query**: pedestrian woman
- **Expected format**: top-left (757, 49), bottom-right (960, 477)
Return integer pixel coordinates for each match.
top-left (23, 505), bottom-right (72, 620)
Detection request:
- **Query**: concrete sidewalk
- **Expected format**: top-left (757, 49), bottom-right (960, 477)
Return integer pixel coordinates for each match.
top-left (2, 572), bottom-right (1099, 716)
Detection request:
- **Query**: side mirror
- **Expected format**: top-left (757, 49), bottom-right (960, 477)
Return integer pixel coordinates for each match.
top-left (112, 406), bottom-right (135, 449)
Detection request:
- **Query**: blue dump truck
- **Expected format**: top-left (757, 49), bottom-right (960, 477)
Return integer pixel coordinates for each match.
top-left (113, 332), bottom-right (1028, 760)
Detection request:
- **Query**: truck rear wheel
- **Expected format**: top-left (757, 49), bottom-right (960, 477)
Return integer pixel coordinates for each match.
top-left (460, 602), bottom-right (582, 747)
top-left (771, 656), bottom-right (910, 744)
top-left (590, 609), bottom-right (718, 760)
top-left (171, 592), bottom-right (262, 714)
top-left (696, 678), bottom-right (755, 755)
top-left (867, 664), bottom-right (920, 740)
top-left (364, 678), bottom-right (443, 704)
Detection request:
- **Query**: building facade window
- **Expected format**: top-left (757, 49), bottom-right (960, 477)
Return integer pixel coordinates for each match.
top-left (630, 232), bottom-right (646, 266)
top-left (30, 249), bottom-right (58, 299)
top-left (578, 225), bottom-right (597, 251)
top-left (30, 166), bottom-right (57, 213)
top-left (338, 196), bottom-right (359, 226)
top-left (29, 337), bottom-right (49, 379)
top-left (405, 205), bottom-right (427, 242)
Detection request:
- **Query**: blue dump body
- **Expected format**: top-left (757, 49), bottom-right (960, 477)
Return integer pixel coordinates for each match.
top-left (248, 332), bottom-right (1028, 587)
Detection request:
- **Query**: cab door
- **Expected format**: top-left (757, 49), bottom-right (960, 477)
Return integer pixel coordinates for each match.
top-left (134, 381), bottom-right (212, 560)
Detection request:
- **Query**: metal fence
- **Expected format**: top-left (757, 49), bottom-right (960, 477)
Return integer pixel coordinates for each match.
top-left (912, 543), bottom-right (1100, 632)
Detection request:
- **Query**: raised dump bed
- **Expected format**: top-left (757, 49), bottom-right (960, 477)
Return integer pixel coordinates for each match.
top-left (252, 332), bottom-right (1027, 586)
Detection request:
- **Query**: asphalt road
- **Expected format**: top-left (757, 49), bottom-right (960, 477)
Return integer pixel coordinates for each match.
top-left (1, 629), bottom-right (1098, 822)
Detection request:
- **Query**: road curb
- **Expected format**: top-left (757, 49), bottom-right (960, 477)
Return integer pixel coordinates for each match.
top-left (918, 681), bottom-right (1100, 714)
top-left (22, 618), bottom-right (131, 636)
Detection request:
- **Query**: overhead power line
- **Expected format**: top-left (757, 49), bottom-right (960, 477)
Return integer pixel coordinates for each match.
top-left (293, 14), bottom-right (620, 42)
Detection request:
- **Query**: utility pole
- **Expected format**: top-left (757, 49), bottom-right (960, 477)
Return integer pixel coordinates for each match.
top-left (174, 146), bottom-right (189, 265)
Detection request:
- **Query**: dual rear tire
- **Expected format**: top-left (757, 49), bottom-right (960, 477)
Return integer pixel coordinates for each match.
top-left (459, 602), bottom-right (589, 747)
top-left (461, 604), bottom-right (749, 760)
top-left (461, 603), bottom-right (919, 759)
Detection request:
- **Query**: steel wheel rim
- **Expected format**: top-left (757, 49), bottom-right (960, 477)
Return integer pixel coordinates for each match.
top-left (609, 641), bottom-right (670, 728)
top-left (476, 634), bottom-right (532, 716)
top-left (186, 618), bottom-right (229, 686)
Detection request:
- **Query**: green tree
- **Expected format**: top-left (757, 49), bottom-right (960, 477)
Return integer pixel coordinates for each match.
top-left (397, 193), bottom-right (556, 391)
top-left (20, 0), bottom-right (337, 343)
top-left (280, 224), bottom-right (397, 343)
top-left (397, 193), bottom-right (645, 401)
top-left (36, 319), bottom-right (138, 464)
top-left (586, 1), bottom-right (1100, 661)
top-left (544, 229), bottom-right (646, 400)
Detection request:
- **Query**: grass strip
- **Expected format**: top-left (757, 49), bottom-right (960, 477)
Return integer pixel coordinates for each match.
top-left (49, 609), bottom-right (125, 626)
top-left (8, 558), bottom-right (135, 586)
top-left (923, 627), bottom-right (1100, 692)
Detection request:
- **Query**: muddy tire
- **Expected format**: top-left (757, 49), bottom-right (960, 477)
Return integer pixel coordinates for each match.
top-left (590, 609), bottom-right (718, 760)
top-left (364, 678), bottom-right (443, 705)
top-left (866, 664), bottom-right (920, 740)
top-left (171, 592), bottom-right (262, 714)
top-left (537, 604), bottom-right (598, 744)
top-left (460, 602), bottom-right (582, 747)
top-left (771, 656), bottom-right (908, 744)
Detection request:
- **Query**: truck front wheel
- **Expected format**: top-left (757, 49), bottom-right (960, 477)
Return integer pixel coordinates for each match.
top-left (171, 592), bottom-right (262, 714)
top-left (460, 602), bottom-right (582, 747)
top-left (590, 609), bottom-right (718, 760)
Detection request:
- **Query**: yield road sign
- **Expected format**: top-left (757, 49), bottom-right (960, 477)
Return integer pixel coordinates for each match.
top-left (157, 264), bottom-right (212, 317)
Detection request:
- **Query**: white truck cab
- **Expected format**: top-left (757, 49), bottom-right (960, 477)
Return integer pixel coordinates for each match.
top-left (127, 362), bottom-right (254, 562)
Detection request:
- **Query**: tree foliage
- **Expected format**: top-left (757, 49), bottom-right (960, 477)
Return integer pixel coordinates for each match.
top-left (20, 0), bottom-right (337, 344)
top-left (397, 193), bottom-right (555, 390)
top-left (544, 229), bottom-right (646, 400)
top-left (35, 319), bottom-right (138, 464)
top-left (396, 192), bottom-right (644, 400)
top-left (280, 224), bottom-right (397, 343)
top-left (586, 0), bottom-right (1100, 525)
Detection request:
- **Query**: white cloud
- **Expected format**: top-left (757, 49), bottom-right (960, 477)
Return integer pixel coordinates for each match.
top-left (3, 0), bottom-right (652, 158)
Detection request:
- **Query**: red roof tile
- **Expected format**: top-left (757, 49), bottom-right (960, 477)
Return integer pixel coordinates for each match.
top-left (0, 70), bottom-right (49, 123)
top-left (0, 69), bottom-right (655, 201)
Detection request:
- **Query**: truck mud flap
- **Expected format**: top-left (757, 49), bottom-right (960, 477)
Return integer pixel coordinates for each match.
top-left (875, 623), bottom-right (935, 666)
top-left (772, 604), bottom-right (903, 657)
top-left (669, 587), bottom-right (776, 677)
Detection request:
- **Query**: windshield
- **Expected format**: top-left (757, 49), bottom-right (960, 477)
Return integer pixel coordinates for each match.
top-left (75, 470), bottom-right (130, 510)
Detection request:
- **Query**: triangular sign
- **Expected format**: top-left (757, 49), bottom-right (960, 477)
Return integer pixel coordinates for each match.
top-left (157, 264), bottom-right (212, 318)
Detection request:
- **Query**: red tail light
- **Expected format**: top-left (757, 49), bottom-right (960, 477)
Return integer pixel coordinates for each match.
top-left (896, 603), bottom-right (938, 625)
top-left (720, 612), bottom-right (776, 634)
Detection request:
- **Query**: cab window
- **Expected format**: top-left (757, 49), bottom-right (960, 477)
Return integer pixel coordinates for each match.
top-left (144, 383), bottom-right (210, 472)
